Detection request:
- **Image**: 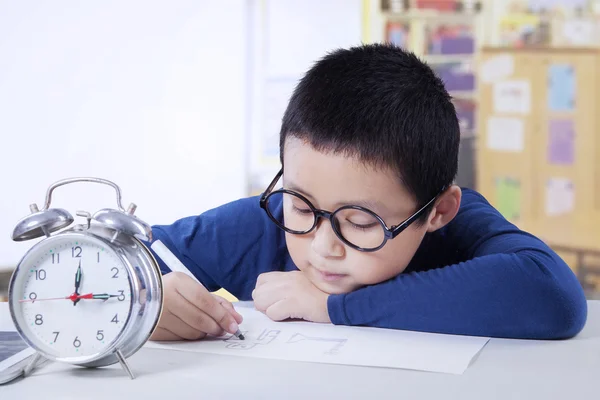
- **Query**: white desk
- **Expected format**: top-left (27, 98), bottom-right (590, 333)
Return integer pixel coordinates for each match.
top-left (1, 301), bottom-right (599, 399)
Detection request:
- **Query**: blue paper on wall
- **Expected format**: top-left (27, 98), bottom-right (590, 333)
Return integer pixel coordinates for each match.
top-left (548, 64), bottom-right (575, 112)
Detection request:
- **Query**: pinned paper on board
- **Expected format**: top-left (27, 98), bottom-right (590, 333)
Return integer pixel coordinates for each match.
top-left (480, 54), bottom-right (514, 83)
top-left (546, 178), bottom-right (575, 216)
top-left (487, 117), bottom-right (524, 152)
top-left (493, 80), bottom-right (531, 114)
top-left (562, 19), bottom-right (596, 45)
top-left (548, 119), bottom-right (575, 165)
top-left (495, 177), bottom-right (521, 220)
top-left (145, 304), bottom-right (490, 375)
top-left (548, 64), bottom-right (576, 112)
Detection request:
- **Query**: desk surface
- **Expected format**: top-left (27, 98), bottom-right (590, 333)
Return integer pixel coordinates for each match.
top-left (1, 301), bottom-right (600, 399)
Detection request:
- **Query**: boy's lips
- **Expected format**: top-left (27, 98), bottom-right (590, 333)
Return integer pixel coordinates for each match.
top-left (312, 266), bottom-right (347, 282)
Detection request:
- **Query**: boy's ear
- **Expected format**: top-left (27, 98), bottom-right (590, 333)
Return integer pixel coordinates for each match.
top-left (426, 185), bottom-right (462, 233)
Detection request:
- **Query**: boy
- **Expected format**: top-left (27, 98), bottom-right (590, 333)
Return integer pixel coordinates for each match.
top-left (148, 43), bottom-right (587, 342)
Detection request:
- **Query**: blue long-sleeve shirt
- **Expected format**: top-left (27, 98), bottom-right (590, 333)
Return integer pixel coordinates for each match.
top-left (149, 188), bottom-right (588, 339)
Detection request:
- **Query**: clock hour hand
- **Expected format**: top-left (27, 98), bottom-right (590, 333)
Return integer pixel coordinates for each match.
top-left (66, 292), bottom-right (121, 302)
top-left (90, 293), bottom-right (120, 301)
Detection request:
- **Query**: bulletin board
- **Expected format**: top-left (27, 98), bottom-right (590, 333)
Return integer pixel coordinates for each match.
top-left (476, 47), bottom-right (600, 279)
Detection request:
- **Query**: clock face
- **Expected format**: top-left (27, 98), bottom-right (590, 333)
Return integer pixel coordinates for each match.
top-left (9, 233), bottom-right (133, 362)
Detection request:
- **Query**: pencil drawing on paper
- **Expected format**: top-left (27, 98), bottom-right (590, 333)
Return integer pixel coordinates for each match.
top-left (286, 333), bottom-right (347, 355)
top-left (223, 329), bottom-right (281, 350)
top-left (221, 328), bottom-right (348, 355)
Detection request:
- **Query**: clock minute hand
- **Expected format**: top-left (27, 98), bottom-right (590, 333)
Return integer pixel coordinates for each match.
top-left (73, 260), bottom-right (82, 306)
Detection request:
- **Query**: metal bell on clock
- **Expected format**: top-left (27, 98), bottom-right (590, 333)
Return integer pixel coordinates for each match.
top-left (92, 203), bottom-right (153, 242)
top-left (11, 204), bottom-right (74, 241)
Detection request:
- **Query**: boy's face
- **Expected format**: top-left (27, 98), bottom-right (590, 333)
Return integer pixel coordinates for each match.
top-left (282, 137), bottom-right (434, 295)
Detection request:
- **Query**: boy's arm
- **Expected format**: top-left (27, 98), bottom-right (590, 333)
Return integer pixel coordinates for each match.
top-left (148, 196), bottom-right (289, 299)
top-left (327, 189), bottom-right (588, 339)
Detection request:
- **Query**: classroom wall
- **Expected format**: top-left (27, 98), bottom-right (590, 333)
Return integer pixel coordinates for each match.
top-left (0, 1), bottom-right (250, 269)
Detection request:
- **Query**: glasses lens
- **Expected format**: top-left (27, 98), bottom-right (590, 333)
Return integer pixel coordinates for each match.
top-left (333, 207), bottom-right (386, 250)
top-left (266, 191), bottom-right (316, 233)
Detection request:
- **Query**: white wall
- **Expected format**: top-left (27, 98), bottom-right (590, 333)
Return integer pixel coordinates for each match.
top-left (0, 0), bottom-right (249, 268)
top-left (246, 0), bottom-right (363, 192)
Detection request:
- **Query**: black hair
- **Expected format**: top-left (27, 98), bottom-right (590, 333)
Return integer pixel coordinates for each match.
top-left (279, 43), bottom-right (460, 223)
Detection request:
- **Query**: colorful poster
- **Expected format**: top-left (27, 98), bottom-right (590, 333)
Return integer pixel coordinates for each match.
top-left (548, 64), bottom-right (576, 112)
top-left (546, 178), bottom-right (575, 216)
top-left (548, 119), bottom-right (575, 165)
top-left (496, 177), bottom-right (521, 220)
top-left (493, 80), bottom-right (531, 114)
top-left (487, 117), bottom-right (524, 152)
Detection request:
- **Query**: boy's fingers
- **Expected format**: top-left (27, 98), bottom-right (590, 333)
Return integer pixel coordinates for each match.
top-left (265, 300), bottom-right (291, 322)
top-left (150, 326), bottom-right (183, 341)
top-left (252, 286), bottom-right (276, 313)
top-left (171, 292), bottom-right (224, 337)
top-left (255, 271), bottom-right (282, 288)
top-left (177, 278), bottom-right (240, 335)
top-left (158, 309), bottom-right (207, 341)
top-left (212, 295), bottom-right (244, 324)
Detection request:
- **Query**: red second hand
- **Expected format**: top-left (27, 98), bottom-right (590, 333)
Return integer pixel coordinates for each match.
top-left (19, 293), bottom-right (95, 303)
top-left (19, 296), bottom-right (69, 303)
top-left (68, 292), bottom-right (93, 302)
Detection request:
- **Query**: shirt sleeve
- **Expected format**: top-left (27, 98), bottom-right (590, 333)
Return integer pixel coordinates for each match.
top-left (147, 195), bottom-right (291, 299)
top-left (327, 189), bottom-right (588, 339)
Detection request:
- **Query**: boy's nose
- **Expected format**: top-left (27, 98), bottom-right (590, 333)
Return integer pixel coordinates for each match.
top-left (310, 218), bottom-right (344, 258)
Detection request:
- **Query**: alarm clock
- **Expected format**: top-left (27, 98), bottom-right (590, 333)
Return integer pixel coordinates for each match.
top-left (7, 177), bottom-right (163, 380)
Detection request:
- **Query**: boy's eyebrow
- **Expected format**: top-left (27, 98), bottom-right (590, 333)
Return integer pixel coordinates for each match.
top-left (284, 181), bottom-right (316, 200)
top-left (284, 180), bottom-right (393, 216)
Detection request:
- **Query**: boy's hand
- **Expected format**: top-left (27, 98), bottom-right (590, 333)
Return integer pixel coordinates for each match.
top-left (150, 272), bottom-right (243, 341)
top-left (252, 271), bottom-right (330, 323)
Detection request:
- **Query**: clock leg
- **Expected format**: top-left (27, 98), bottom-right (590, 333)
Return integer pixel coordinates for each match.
top-left (23, 352), bottom-right (45, 377)
top-left (115, 349), bottom-right (135, 380)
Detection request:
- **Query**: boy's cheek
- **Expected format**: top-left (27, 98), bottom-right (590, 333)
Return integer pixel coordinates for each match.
top-left (353, 265), bottom-right (407, 286)
top-left (348, 252), bottom-right (412, 286)
top-left (285, 233), bottom-right (311, 270)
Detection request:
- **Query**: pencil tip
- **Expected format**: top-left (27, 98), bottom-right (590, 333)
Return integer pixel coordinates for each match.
top-left (238, 333), bottom-right (245, 340)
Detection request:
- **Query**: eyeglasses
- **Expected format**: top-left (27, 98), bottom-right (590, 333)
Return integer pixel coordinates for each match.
top-left (259, 169), bottom-right (442, 252)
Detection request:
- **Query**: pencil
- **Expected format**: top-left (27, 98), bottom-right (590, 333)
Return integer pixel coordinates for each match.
top-left (150, 239), bottom-right (245, 340)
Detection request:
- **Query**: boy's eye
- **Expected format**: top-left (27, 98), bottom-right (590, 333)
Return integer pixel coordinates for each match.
top-left (292, 205), bottom-right (313, 214)
top-left (346, 220), bottom-right (378, 230)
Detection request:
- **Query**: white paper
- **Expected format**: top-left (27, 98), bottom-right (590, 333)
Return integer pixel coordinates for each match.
top-left (487, 117), bottom-right (524, 152)
top-left (493, 80), bottom-right (531, 114)
top-left (480, 54), bottom-right (514, 83)
top-left (562, 20), bottom-right (596, 45)
top-left (145, 305), bottom-right (490, 375)
top-left (546, 178), bottom-right (575, 216)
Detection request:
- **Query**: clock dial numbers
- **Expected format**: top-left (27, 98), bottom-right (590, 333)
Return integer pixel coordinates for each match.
top-left (35, 269), bottom-right (46, 280)
top-left (72, 246), bottom-right (82, 258)
top-left (14, 236), bottom-right (133, 359)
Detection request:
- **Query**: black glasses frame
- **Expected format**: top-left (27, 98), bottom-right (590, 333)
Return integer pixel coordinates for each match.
top-left (259, 169), bottom-right (443, 252)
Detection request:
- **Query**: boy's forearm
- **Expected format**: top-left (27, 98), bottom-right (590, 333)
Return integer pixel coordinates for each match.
top-left (327, 250), bottom-right (587, 339)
